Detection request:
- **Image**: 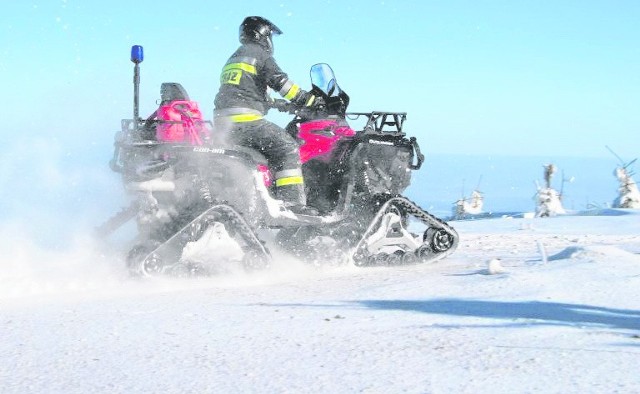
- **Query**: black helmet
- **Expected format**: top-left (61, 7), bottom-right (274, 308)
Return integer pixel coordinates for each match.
top-left (239, 16), bottom-right (282, 53)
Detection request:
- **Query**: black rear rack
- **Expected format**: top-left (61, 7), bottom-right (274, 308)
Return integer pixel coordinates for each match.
top-left (346, 112), bottom-right (407, 135)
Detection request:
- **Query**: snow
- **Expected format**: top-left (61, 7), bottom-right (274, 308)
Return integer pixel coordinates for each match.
top-left (1, 210), bottom-right (639, 393)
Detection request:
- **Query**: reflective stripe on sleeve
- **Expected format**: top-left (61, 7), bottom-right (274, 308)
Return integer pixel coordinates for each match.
top-left (278, 80), bottom-right (294, 96)
top-left (282, 84), bottom-right (300, 100)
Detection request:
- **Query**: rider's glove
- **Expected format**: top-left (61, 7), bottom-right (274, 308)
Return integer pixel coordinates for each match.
top-left (303, 94), bottom-right (325, 112)
top-left (271, 98), bottom-right (289, 112)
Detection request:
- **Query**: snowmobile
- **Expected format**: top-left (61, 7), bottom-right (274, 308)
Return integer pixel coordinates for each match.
top-left (102, 45), bottom-right (459, 276)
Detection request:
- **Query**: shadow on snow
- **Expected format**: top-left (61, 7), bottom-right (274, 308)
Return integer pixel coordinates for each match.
top-left (356, 298), bottom-right (640, 332)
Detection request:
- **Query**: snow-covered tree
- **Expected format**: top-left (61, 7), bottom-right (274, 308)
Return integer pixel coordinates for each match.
top-left (535, 164), bottom-right (566, 217)
top-left (612, 166), bottom-right (640, 209)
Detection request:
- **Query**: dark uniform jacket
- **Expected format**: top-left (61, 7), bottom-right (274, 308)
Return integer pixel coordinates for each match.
top-left (214, 42), bottom-right (312, 115)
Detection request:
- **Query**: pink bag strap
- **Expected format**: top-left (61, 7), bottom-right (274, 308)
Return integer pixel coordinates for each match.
top-left (171, 101), bottom-right (204, 146)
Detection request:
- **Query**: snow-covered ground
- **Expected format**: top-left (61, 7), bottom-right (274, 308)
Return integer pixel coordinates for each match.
top-left (1, 210), bottom-right (639, 393)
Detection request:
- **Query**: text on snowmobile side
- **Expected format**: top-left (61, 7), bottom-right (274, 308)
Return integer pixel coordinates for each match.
top-left (192, 147), bottom-right (226, 154)
top-left (368, 139), bottom-right (395, 146)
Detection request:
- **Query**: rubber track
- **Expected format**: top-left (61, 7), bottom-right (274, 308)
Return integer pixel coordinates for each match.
top-left (135, 204), bottom-right (270, 276)
top-left (352, 196), bottom-right (459, 266)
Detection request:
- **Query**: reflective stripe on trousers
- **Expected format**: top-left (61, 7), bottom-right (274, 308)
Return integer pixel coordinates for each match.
top-left (274, 168), bottom-right (304, 187)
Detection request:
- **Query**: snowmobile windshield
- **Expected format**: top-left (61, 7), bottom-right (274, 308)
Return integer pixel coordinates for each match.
top-left (310, 63), bottom-right (342, 97)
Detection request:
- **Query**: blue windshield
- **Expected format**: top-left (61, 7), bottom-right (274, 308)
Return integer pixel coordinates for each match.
top-left (310, 63), bottom-right (341, 97)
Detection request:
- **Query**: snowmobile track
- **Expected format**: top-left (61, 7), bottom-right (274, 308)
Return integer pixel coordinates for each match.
top-left (352, 196), bottom-right (459, 266)
top-left (130, 204), bottom-right (270, 276)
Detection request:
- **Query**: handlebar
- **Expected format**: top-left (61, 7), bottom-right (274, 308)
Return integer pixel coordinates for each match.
top-left (269, 99), bottom-right (294, 113)
top-left (268, 98), bottom-right (326, 120)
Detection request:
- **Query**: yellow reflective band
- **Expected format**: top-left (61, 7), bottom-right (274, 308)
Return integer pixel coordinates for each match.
top-left (275, 176), bottom-right (304, 187)
top-left (305, 95), bottom-right (315, 106)
top-left (230, 113), bottom-right (263, 122)
top-left (283, 84), bottom-right (300, 100)
top-left (223, 62), bottom-right (257, 74)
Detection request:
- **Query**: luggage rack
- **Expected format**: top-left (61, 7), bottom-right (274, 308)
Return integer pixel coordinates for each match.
top-left (119, 118), bottom-right (214, 140)
top-left (346, 111), bottom-right (407, 135)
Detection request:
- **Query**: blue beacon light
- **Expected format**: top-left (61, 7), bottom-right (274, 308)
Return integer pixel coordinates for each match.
top-left (131, 45), bottom-right (144, 64)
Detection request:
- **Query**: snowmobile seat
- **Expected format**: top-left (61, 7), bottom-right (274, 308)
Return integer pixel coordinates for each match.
top-left (221, 145), bottom-right (273, 188)
top-left (160, 82), bottom-right (190, 102)
top-left (230, 145), bottom-right (269, 166)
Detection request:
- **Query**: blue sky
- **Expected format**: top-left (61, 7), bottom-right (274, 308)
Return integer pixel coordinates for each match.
top-left (0, 0), bottom-right (638, 235)
top-left (1, 0), bottom-right (638, 160)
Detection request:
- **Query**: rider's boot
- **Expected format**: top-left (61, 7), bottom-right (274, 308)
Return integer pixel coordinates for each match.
top-left (277, 183), bottom-right (319, 216)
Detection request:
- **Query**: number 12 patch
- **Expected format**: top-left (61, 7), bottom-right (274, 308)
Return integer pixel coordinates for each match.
top-left (221, 69), bottom-right (242, 85)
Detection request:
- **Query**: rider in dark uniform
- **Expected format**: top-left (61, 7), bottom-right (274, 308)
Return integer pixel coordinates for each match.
top-left (214, 16), bottom-right (321, 215)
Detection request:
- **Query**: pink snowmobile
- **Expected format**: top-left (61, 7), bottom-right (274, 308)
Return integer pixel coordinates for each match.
top-left (102, 46), bottom-right (459, 276)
